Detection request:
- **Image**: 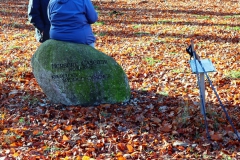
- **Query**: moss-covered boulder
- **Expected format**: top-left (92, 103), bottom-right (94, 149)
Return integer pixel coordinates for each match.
top-left (31, 39), bottom-right (131, 106)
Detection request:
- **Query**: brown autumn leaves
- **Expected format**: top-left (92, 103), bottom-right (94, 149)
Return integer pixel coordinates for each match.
top-left (0, 0), bottom-right (240, 159)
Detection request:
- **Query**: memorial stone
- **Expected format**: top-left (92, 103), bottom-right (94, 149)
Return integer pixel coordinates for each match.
top-left (31, 39), bottom-right (131, 105)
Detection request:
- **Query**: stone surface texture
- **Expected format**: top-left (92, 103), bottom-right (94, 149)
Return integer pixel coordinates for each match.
top-left (31, 39), bottom-right (131, 105)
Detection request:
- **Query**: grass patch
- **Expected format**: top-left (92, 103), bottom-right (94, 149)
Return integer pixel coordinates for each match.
top-left (226, 26), bottom-right (240, 31)
top-left (22, 94), bottom-right (39, 105)
top-left (144, 57), bottom-right (161, 66)
top-left (157, 20), bottom-right (172, 24)
top-left (172, 68), bottom-right (184, 73)
top-left (0, 8), bottom-right (12, 14)
top-left (94, 21), bottom-right (104, 26)
top-left (169, 52), bottom-right (178, 55)
top-left (153, 39), bottom-right (167, 43)
top-left (9, 22), bottom-right (21, 28)
top-left (18, 117), bottom-right (25, 124)
top-left (223, 16), bottom-right (233, 19)
top-left (13, 33), bottom-right (26, 38)
top-left (98, 32), bottom-right (107, 36)
top-left (226, 70), bottom-right (240, 79)
top-left (179, 26), bottom-right (196, 32)
top-left (224, 14), bottom-right (240, 19)
top-left (193, 15), bottom-right (212, 20)
top-left (133, 24), bottom-right (142, 29)
top-left (8, 45), bottom-right (21, 50)
top-left (232, 26), bottom-right (240, 31)
top-left (158, 91), bottom-right (168, 96)
top-left (44, 146), bottom-right (61, 152)
top-left (94, 5), bottom-right (99, 9)
top-left (109, 10), bottom-right (123, 16)
top-left (134, 32), bottom-right (151, 36)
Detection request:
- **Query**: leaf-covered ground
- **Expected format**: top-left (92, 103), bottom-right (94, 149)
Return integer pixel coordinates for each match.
top-left (0, 0), bottom-right (240, 159)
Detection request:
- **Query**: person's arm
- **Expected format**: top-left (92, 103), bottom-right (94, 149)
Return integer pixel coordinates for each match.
top-left (28, 0), bottom-right (45, 32)
top-left (85, 0), bottom-right (98, 24)
top-left (47, 1), bottom-right (51, 21)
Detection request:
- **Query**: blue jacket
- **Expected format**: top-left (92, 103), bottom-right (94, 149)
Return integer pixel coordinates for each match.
top-left (48, 0), bottom-right (98, 45)
top-left (28, 0), bottom-right (50, 42)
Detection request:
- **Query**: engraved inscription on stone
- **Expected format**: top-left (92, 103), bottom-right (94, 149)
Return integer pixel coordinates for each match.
top-left (52, 73), bottom-right (110, 83)
top-left (52, 62), bottom-right (78, 71)
top-left (51, 60), bottom-right (107, 71)
top-left (51, 60), bottom-right (109, 83)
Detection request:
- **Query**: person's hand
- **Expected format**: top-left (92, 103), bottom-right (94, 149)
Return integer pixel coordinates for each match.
top-left (39, 30), bottom-right (44, 43)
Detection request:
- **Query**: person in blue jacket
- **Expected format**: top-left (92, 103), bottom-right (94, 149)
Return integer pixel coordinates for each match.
top-left (48, 0), bottom-right (98, 47)
top-left (28, 0), bottom-right (50, 43)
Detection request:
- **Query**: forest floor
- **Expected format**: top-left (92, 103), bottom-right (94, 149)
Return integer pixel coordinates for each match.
top-left (0, 0), bottom-right (240, 159)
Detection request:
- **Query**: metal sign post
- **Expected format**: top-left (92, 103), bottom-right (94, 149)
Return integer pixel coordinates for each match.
top-left (189, 59), bottom-right (216, 114)
top-left (186, 41), bottom-right (240, 141)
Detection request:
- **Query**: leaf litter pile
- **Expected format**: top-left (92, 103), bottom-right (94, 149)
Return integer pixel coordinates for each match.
top-left (0, 0), bottom-right (240, 159)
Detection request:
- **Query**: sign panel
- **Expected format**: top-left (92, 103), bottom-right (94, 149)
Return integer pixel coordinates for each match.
top-left (189, 59), bottom-right (216, 73)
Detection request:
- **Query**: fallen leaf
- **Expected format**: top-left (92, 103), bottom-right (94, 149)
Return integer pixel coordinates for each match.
top-left (117, 143), bottom-right (126, 151)
top-left (211, 133), bottom-right (223, 141)
top-left (64, 125), bottom-right (72, 131)
top-left (13, 152), bottom-right (19, 157)
top-left (151, 117), bottom-right (161, 123)
top-left (53, 125), bottom-right (58, 130)
top-left (117, 156), bottom-right (126, 160)
top-left (116, 152), bottom-right (126, 160)
top-left (75, 156), bottom-right (81, 160)
top-left (161, 124), bottom-right (172, 133)
top-left (63, 156), bottom-right (69, 160)
top-left (82, 155), bottom-right (90, 160)
top-left (33, 130), bottom-right (40, 135)
top-left (3, 129), bottom-right (8, 134)
top-left (10, 142), bottom-right (17, 147)
top-left (63, 135), bottom-right (69, 141)
top-left (126, 144), bottom-right (134, 153)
